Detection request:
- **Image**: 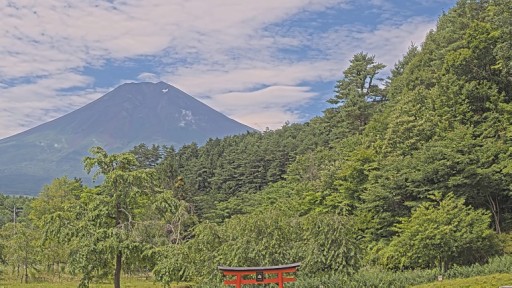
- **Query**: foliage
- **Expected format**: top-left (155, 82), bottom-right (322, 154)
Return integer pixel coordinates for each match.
top-left (28, 177), bottom-right (83, 277)
top-left (150, 244), bottom-right (191, 287)
top-left (155, 209), bottom-right (362, 286)
top-left (325, 52), bottom-right (386, 134)
top-left (64, 147), bottom-right (172, 288)
top-left (0, 194), bottom-right (32, 228)
top-left (142, 119), bottom-right (340, 220)
top-left (217, 209), bottom-right (299, 267)
top-left (380, 193), bottom-right (500, 271)
top-left (300, 213), bottom-right (361, 275)
top-left (0, 222), bottom-right (41, 283)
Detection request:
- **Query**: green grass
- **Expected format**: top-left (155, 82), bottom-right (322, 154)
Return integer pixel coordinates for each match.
top-left (0, 276), bottom-right (193, 288)
top-left (412, 273), bottom-right (512, 288)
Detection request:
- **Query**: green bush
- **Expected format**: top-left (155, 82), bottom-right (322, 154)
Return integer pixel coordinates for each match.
top-left (379, 193), bottom-right (500, 271)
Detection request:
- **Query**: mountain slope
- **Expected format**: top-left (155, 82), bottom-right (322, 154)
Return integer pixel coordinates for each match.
top-left (0, 81), bottom-right (255, 195)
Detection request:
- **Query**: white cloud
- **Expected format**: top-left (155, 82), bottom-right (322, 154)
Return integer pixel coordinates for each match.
top-left (0, 74), bottom-right (104, 138)
top-left (164, 17), bottom-right (438, 130)
top-left (313, 17), bottom-right (436, 69)
top-left (1, 0), bottom-right (349, 80)
top-left (414, 0), bottom-right (454, 5)
top-left (205, 86), bottom-right (316, 130)
top-left (169, 60), bottom-right (339, 96)
top-left (0, 0), bottom-right (451, 138)
top-left (137, 72), bottom-right (160, 83)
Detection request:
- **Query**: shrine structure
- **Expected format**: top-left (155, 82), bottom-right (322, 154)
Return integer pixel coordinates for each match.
top-left (218, 263), bottom-right (300, 288)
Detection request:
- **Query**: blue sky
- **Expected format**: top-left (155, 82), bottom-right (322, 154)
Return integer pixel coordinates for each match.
top-left (0, 0), bottom-right (456, 138)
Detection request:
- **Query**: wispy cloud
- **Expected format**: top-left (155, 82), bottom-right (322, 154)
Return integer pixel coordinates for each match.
top-left (0, 74), bottom-right (102, 138)
top-left (206, 86), bottom-right (316, 130)
top-left (165, 16), bottom-right (437, 124)
top-left (0, 0), bottom-right (453, 139)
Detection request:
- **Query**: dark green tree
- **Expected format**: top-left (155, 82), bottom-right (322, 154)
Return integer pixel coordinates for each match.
top-left (327, 52), bottom-right (386, 133)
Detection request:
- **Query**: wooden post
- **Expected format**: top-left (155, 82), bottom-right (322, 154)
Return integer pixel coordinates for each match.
top-left (236, 272), bottom-right (242, 288)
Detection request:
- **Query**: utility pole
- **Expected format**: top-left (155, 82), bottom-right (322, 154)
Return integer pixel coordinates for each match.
top-left (13, 205), bottom-right (23, 233)
top-left (14, 204), bottom-right (17, 233)
top-left (11, 204), bottom-right (24, 280)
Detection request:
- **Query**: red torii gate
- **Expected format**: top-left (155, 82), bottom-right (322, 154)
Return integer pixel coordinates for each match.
top-left (218, 263), bottom-right (300, 288)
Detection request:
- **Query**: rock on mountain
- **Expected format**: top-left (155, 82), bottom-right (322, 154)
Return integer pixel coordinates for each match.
top-left (0, 81), bottom-right (255, 195)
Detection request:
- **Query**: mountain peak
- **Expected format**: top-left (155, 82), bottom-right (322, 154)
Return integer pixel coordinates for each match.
top-left (0, 82), bottom-right (255, 195)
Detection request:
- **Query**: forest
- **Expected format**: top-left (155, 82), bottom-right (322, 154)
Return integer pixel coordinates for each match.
top-left (1, 0), bottom-right (512, 287)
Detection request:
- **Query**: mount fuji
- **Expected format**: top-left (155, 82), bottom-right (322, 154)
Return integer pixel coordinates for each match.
top-left (0, 82), bottom-right (255, 195)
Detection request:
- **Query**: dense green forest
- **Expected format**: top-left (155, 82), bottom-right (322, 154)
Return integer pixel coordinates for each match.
top-left (2, 0), bottom-right (512, 287)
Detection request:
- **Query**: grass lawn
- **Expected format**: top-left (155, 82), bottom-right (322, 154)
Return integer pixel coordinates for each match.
top-left (412, 273), bottom-right (512, 288)
top-left (0, 276), bottom-right (192, 288)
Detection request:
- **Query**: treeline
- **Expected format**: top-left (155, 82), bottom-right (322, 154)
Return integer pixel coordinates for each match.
top-left (138, 117), bottom-right (341, 220)
top-left (2, 0), bottom-right (512, 287)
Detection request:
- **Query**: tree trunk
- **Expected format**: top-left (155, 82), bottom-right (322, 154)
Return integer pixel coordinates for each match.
top-left (24, 264), bottom-right (28, 284)
top-left (488, 195), bottom-right (501, 234)
top-left (114, 250), bottom-right (122, 288)
top-left (24, 250), bottom-right (29, 283)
